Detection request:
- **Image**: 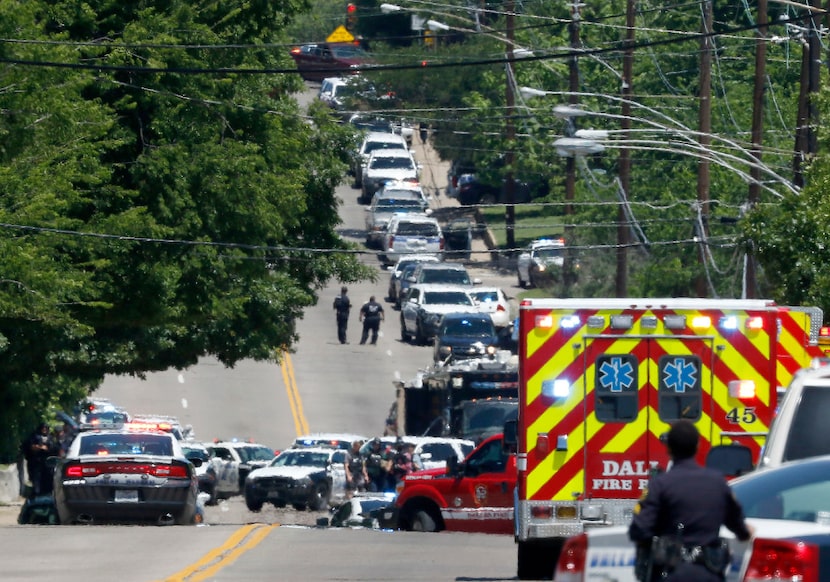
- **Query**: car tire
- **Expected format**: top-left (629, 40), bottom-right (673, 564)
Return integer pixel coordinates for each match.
top-left (292, 502), bottom-right (307, 511)
top-left (400, 318), bottom-right (411, 342)
top-left (309, 483), bottom-right (330, 511)
top-left (415, 321), bottom-right (427, 345)
top-left (411, 509), bottom-right (437, 532)
top-left (204, 484), bottom-right (218, 506)
top-left (518, 272), bottom-right (526, 289)
top-left (517, 539), bottom-right (563, 580)
top-left (245, 489), bottom-right (264, 512)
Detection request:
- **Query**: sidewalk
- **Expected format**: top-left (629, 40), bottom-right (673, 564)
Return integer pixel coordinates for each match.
top-left (411, 131), bottom-right (499, 269)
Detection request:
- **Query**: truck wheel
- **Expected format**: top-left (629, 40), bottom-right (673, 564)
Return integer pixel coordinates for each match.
top-left (400, 319), bottom-right (411, 342)
top-left (292, 503), bottom-right (308, 511)
top-left (415, 322), bottom-right (426, 345)
top-left (411, 510), bottom-right (437, 532)
top-left (309, 483), bottom-right (330, 511)
top-left (517, 272), bottom-right (526, 289)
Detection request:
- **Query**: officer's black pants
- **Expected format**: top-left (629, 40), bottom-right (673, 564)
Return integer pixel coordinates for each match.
top-left (665, 563), bottom-right (723, 582)
top-left (361, 318), bottom-right (380, 344)
top-left (336, 315), bottom-right (349, 344)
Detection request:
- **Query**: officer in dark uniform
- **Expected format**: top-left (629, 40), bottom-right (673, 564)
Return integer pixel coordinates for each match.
top-left (359, 295), bottom-right (384, 345)
top-left (628, 420), bottom-right (753, 581)
top-left (333, 286), bottom-right (351, 344)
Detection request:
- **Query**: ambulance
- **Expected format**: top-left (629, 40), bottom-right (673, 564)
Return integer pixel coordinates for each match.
top-left (512, 298), bottom-right (824, 579)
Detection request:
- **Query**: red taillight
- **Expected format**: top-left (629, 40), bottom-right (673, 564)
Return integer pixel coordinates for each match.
top-left (388, 236), bottom-right (394, 248)
top-left (452, 176), bottom-right (458, 188)
top-left (496, 304), bottom-right (506, 312)
top-left (439, 237), bottom-right (444, 250)
top-left (743, 538), bottom-right (819, 582)
top-left (64, 462), bottom-right (188, 479)
top-left (554, 533), bottom-right (587, 582)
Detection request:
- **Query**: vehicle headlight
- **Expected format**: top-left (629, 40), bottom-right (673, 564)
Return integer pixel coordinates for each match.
top-left (537, 264), bottom-right (546, 272)
top-left (438, 346), bottom-right (453, 358)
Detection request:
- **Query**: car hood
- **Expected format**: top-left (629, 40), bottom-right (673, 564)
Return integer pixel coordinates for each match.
top-left (366, 169), bottom-right (417, 180)
top-left (248, 465), bottom-right (324, 480)
top-left (438, 335), bottom-right (499, 348)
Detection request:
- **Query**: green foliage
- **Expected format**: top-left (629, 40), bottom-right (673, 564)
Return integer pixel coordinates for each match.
top-left (0, 0), bottom-right (374, 460)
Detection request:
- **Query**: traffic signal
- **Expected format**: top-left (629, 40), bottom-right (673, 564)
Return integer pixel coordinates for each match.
top-left (346, 3), bottom-right (357, 31)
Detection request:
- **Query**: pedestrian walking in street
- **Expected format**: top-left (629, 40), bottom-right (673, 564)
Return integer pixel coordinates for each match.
top-left (628, 420), bottom-right (754, 582)
top-left (359, 295), bottom-right (384, 345)
top-left (333, 286), bottom-right (351, 344)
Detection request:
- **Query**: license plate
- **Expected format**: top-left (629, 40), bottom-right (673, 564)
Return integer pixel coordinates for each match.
top-left (114, 489), bottom-right (139, 503)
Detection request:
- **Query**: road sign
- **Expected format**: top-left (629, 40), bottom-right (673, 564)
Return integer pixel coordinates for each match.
top-left (327, 26), bottom-right (355, 43)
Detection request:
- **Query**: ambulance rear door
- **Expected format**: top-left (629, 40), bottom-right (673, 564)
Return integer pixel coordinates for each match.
top-left (581, 334), bottom-right (714, 499)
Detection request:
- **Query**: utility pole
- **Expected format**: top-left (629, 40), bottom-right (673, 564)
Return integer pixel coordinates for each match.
top-left (504, 0), bottom-right (516, 250)
top-left (563, 0), bottom-right (581, 297)
top-left (696, 0), bottom-right (713, 298)
top-left (793, 0), bottom-right (820, 186)
top-left (616, 0), bottom-right (634, 298)
top-left (746, 0), bottom-right (767, 299)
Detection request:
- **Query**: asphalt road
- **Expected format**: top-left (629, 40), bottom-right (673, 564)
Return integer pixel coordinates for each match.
top-left (0, 87), bottom-right (532, 581)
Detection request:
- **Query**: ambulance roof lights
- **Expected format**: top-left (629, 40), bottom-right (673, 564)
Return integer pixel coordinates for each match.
top-left (587, 315), bottom-right (605, 328)
top-left (664, 315), bottom-right (687, 329)
top-left (746, 316), bottom-right (764, 330)
top-left (610, 315), bottom-right (633, 330)
top-left (542, 379), bottom-right (571, 400)
top-left (560, 315), bottom-right (580, 329)
top-left (536, 314), bottom-right (554, 329)
top-left (728, 380), bottom-right (756, 399)
top-left (640, 316), bottom-right (658, 329)
top-left (692, 315), bottom-right (711, 329)
top-left (719, 316), bottom-right (739, 330)
top-left (819, 326), bottom-right (830, 345)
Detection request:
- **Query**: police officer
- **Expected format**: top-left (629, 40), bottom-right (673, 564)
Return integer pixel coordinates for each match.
top-left (333, 286), bottom-right (351, 344)
top-left (359, 295), bottom-right (384, 345)
top-left (628, 420), bottom-right (753, 581)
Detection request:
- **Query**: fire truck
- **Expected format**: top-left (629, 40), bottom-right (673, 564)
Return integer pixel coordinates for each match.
top-left (512, 298), bottom-right (825, 580)
top-left (386, 352), bottom-right (518, 442)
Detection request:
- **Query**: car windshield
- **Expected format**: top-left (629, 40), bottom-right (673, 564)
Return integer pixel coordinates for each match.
top-left (397, 222), bottom-right (437, 236)
top-left (79, 433), bottom-right (173, 456)
top-left (237, 446), bottom-right (274, 462)
top-left (534, 247), bottom-right (563, 259)
top-left (365, 142), bottom-right (405, 155)
top-left (376, 199), bottom-right (424, 210)
top-left (271, 450), bottom-right (330, 468)
top-left (421, 270), bottom-right (471, 285)
top-left (370, 157), bottom-right (414, 170)
top-left (731, 459), bottom-right (830, 522)
top-left (441, 317), bottom-right (494, 337)
top-left (423, 291), bottom-right (474, 306)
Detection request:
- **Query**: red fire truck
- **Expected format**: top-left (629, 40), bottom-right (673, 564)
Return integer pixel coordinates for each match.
top-left (512, 298), bottom-right (824, 579)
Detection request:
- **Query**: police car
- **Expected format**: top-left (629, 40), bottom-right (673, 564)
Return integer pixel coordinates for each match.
top-left (244, 447), bottom-right (349, 511)
top-left (379, 436), bottom-right (475, 471)
top-left (206, 440), bottom-right (277, 499)
top-left (291, 433), bottom-right (368, 450)
top-left (516, 237), bottom-right (565, 289)
top-left (552, 455), bottom-right (830, 582)
top-left (53, 425), bottom-right (201, 525)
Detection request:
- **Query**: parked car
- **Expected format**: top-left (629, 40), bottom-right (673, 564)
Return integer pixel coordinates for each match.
top-left (361, 149), bottom-right (421, 203)
top-left (553, 454), bottom-right (830, 582)
top-left (516, 237), bottom-right (566, 288)
top-left (759, 363), bottom-right (830, 469)
top-left (469, 286), bottom-right (513, 329)
top-left (365, 197), bottom-right (430, 249)
top-left (318, 76), bottom-right (351, 109)
top-left (373, 179), bottom-right (429, 205)
top-left (289, 42), bottom-right (371, 82)
top-left (400, 284), bottom-right (480, 345)
top-left (382, 214), bottom-right (443, 265)
top-left (206, 440), bottom-right (277, 498)
top-left (432, 312), bottom-right (500, 364)
top-left (347, 113), bottom-right (395, 134)
top-left (379, 436), bottom-right (476, 470)
top-left (387, 254), bottom-right (441, 307)
top-left (446, 160), bottom-right (477, 198)
top-left (53, 426), bottom-right (201, 525)
top-left (407, 261), bottom-right (480, 287)
top-left (244, 447), bottom-right (348, 511)
top-left (351, 132), bottom-right (409, 188)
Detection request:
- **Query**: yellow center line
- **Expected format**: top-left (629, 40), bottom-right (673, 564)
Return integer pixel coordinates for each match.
top-left (279, 350), bottom-right (309, 436)
top-left (161, 523), bottom-right (277, 582)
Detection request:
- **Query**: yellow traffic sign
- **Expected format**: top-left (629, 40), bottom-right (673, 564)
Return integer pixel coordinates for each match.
top-left (326, 26), bottom-right (355, 43)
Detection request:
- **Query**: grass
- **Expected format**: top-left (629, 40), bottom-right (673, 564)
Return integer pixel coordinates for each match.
top-left (480, 205), bottom-right (565, 249)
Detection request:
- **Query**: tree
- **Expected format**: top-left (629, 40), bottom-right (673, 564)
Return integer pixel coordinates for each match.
top-left (0, 0), bottom-right (372, 460)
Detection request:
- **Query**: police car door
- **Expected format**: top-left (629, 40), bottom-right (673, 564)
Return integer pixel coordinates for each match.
top-left (329, 450), bottom-right (348, 503)
top-left (583, 334), bottom-right (710, 501)
top-left (208, 446), bottom-right (241, 495)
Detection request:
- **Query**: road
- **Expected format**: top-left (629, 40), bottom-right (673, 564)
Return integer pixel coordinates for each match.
top-left (1, 86), bottom-right (531, 581)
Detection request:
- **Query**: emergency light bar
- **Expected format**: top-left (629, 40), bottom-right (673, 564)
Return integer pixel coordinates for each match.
top-left (728, 380), bottom-right (756, 399)
top-left (542, 379), bottom-right (571, 400)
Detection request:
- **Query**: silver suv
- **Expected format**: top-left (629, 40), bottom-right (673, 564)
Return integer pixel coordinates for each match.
top-left (382, 214), bottom-right (443, 265)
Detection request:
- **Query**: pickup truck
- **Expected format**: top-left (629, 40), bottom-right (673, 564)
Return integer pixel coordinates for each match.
top-left (394, 433), bottom-right (515, 534)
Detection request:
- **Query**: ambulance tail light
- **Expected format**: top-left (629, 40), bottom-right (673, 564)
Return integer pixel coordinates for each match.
top-left (742, 538), bottom-right (819, 582)
top-left (554, 533), bottom-right (587, 582)
top-left (728, 380), bottom-right (756, 399)
top-left (531, 505), bottom-right (553, 519)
